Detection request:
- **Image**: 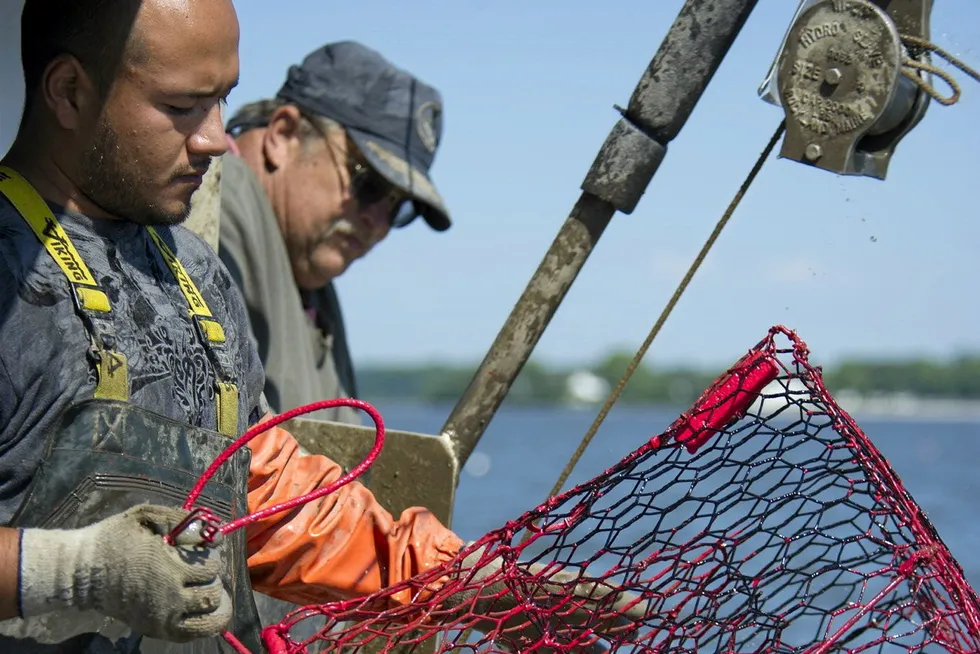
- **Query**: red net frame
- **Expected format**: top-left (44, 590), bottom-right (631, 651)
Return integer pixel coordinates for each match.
top-left (184, 326), bottom-right (980, 653)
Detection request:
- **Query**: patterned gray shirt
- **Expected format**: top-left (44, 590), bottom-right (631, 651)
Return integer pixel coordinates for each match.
top-left (0, 195), bottom-right (265, 524)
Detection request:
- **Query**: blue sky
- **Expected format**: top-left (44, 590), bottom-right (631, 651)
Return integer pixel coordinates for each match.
top-left (3, 1), bottom-right (979, 369)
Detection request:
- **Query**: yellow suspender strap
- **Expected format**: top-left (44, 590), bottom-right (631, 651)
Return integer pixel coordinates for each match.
top-left (0, 165), bottom-right (128, 401)
top-left (145, 227), bottom-right (239, 437)
top-left (0, 166), bottom-right (238, 436)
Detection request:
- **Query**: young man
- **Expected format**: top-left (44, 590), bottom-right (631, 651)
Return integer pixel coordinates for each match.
top-left (218, 41), bottom-right (452, 424)
top-left (0, 2), bottom-right (462, 651)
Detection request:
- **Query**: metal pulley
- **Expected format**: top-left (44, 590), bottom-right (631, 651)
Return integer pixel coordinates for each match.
top-left (757, 0), bottom-right (934, 180)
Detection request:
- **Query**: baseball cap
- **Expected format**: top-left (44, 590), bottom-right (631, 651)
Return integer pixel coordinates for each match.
top-left (274, 41), bottom-right (450, 231)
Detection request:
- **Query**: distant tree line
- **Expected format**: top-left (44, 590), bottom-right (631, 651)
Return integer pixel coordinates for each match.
top-left (356, 352), bottom-right (980, 406)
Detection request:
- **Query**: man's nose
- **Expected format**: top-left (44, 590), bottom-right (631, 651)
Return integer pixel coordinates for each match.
top-left (186, 100), bottom-right (229, 159)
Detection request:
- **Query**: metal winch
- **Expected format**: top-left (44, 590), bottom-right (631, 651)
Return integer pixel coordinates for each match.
top-left (758, 0), bottom-right (934, 180)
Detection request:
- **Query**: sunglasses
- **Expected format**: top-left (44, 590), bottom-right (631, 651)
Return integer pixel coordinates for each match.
top-left (346, 146), bottom-right (419, 228)
top-left (300, 111), bottom-right (419, 228)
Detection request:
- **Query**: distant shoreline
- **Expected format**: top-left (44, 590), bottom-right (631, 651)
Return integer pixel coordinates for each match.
top-left (357, 353), bottom-right (980, 419)
top-left (833, 393), bottom-right (980, 421)
top-left (362, 393), bottom-right (980, 422)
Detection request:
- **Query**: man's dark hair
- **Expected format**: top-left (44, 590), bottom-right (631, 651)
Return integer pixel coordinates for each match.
top-left (20, 0), bottom-right (143, 112)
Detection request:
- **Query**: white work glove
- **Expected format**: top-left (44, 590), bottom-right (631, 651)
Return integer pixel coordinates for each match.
top-left (443, 543), bottom-right (647, 653)
top-left (15, 503), bottom-right (232, 643)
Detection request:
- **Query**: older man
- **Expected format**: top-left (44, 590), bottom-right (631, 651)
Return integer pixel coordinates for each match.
top-left (218, 41), bottom-right (451, 424)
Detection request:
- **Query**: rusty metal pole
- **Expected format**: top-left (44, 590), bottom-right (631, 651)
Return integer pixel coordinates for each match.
top-left (441, 0), bottom-right (762, 467)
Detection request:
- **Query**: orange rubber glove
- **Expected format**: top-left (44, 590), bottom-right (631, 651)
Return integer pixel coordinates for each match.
top-left (243, 413), bottom-right (463, 607)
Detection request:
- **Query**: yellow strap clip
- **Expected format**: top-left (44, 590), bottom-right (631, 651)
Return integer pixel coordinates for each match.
top-left (92, 350), bottom-right (130, 402)
top-left (215, 381), bottom-right (239, 437)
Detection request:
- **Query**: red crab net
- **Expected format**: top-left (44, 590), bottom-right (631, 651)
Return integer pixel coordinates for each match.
top-left (187, 326), bottom-right (980, 653)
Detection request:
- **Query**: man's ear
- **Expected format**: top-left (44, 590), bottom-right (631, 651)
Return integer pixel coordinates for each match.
top-left (261, 104), bottom-right (305, 171)
top-left (41, 55), bottom-right (98, 131)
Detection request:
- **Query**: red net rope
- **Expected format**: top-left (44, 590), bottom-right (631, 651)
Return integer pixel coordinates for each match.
top-left (183, 326), bottom-right (980, 653)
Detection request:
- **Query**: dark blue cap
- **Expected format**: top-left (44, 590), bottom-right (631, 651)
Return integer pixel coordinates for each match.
top-left (275, 41), bottom-right (450, 231)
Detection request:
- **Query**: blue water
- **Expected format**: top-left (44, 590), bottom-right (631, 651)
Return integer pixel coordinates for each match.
top-left (371, 401), bottom-right (980, 592)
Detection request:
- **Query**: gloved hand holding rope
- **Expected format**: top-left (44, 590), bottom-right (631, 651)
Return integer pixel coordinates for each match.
top-left (0, 398), bottom-right (386, 650)
top-left (0, 504), bottom-right (231, 644)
